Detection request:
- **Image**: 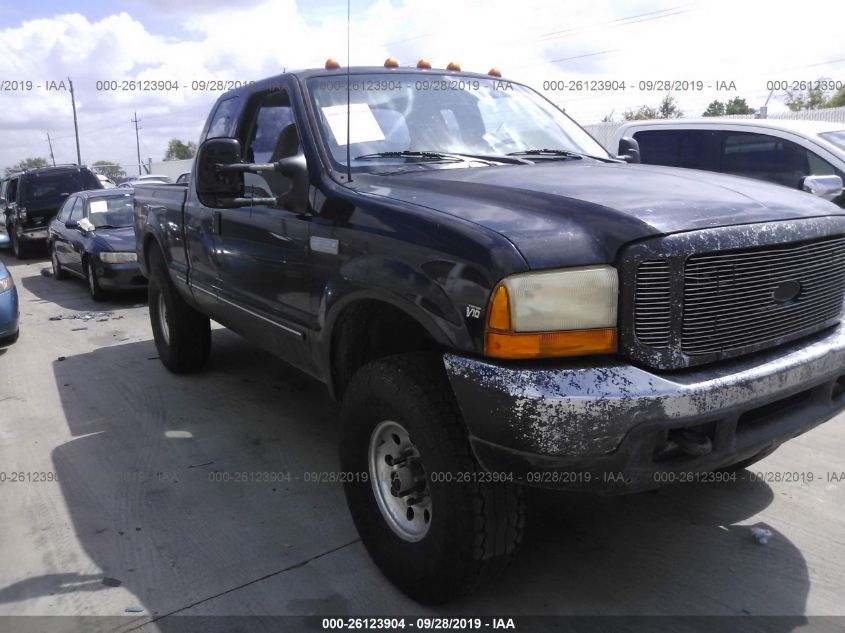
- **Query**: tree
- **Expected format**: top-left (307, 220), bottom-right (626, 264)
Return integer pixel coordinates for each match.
top-left (6, 157), bottom-right (47, 176)
top-left (623, 95), bottom-right (682, 121)
top-left (785, 77), bottom-right (833, 111)
top-left (702, 100), bottom-right (726, 117)
top-left (705, 97), bottom-right (757, 117)
top-left (724, 97), bottom-right (756, 115)
top-left (827, 86), bottom-right (845, 108)
top-left (623, 105), bottom-right (659, 121)
top-left (91, 160), bottom-right (126, 181)
top-left (657, 94), bottom-right (683, 119)
top-left (164, 139), bottom-right (197, 161)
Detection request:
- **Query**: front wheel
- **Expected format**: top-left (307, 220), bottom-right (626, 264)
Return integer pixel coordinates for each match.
top-left (51, 243), bottom-right (69, 280)
top-left (340, 353), bottom-right (525, 604)
top-left (85, 258), bottom-right (106, 301)
top-left (147, 248), bottom-right (211, 373)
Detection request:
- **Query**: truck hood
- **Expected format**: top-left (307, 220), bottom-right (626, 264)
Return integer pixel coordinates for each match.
top-left (361, 162), bottom-right (843, 269)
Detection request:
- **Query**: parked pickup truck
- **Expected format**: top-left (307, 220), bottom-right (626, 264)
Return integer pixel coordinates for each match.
top-left (134, 61), bottom-right (845, 604)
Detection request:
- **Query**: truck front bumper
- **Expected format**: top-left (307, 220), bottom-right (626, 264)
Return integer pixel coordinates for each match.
top-left (444, 324), bottom-right (845, 494)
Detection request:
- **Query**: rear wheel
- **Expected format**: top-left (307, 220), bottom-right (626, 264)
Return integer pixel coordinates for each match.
top-left (147, 248), bottom-right (211, 373)
top-left (51, 243), bottom-right (68, 280)
top-left (85, 258), bottom-right (106, 301)
top-left (340, 353), bottom-right (525, 604)
top-left (10, 227), bottom-right (28, 260)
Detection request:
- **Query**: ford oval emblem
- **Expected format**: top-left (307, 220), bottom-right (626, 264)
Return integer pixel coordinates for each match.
top-left (773, 280), bottom-right (802, 303)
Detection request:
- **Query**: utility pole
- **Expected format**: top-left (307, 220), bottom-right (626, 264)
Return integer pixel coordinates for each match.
top-left (46, 133), bottom-right (56, 166)
top-left (68, 77), bottom-right (81, 164)
top-left (132, 112), bottom-right (142, 175)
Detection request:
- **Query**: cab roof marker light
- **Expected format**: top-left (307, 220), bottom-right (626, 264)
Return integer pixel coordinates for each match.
top-left (416, 59), bottom-right (432, 69)
top-left (325, 58), bottom-right (341, 70)
top-left (384, 57), bottom-right (399, 68)
top-left (488, 68), bottom-right (502, 77)
top-left (446, 62), bottom-right (461, 71)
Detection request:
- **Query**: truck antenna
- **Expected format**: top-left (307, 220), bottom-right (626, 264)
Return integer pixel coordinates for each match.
top-left (346, 0), bottom-right (353, 183)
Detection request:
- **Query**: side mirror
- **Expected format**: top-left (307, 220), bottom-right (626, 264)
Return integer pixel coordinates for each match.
top-left (617, 137), bottom-right (641, 164)
top-left (801, 174), bottom-right (843, 201)
top-left (78, 218), bottom-right (96, 233)
top-left (196, 137), bottom-right (246, 207)
top-left (276, 153), bottom-right (309, 214)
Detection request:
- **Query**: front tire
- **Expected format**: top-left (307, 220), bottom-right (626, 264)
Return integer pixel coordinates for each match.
top-left (340, 353), bottom-right (525, 604)
top-left (51, 243), bottom-right (69, 280)
top-left (147, 248), bottom-right (211, 373)
top-left (85, 258), bottom-right (106, 301)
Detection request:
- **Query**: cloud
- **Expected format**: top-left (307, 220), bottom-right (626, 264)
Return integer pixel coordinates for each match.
top-left (0, 0), bottom-right (844, 171)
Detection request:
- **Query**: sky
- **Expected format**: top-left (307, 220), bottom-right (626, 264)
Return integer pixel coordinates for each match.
top-left (1, 0), bottom-right (844, 174)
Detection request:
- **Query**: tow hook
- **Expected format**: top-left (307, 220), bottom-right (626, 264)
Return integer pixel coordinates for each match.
top-left (668, 427), bottom-right (713, 456)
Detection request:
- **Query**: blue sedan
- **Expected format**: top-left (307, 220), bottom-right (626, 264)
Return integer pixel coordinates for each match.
top-left (48, 189), bottom-right (146, 301)
top-left (0, 255), bottom-right (20, 346)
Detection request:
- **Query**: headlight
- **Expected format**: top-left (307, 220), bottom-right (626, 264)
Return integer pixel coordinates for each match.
top-left (0, 276), bottom-right (14, 293)
top-left (100, 252), bottom-right (137, 263)
top-left (485, 265), bottom-right (618, 359)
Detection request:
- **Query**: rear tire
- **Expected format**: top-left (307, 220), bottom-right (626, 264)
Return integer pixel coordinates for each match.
top-left (10, 227), bottom-right (28, 260)
top-left (51, 243), bottom-right (69, 280)
top-left (147, 248), bottom-right (211, 373)
top-left (340, 353), bottom-right (525, 604)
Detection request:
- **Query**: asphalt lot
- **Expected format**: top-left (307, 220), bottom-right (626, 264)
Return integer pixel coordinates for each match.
top-left (0, 249), bottom-right (844, 632)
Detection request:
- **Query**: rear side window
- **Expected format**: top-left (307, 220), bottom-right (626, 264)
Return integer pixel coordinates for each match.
top-left (632, 129), bottom-right (716, 170)
top-left (6, 178), bottom-right (19, 204)
top-left (20, 170), bottom-right (100, 209)
top-left (720, 132), bottom-right (826, 189)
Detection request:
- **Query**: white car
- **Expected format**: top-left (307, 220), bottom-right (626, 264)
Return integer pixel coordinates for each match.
top-left (610, 118), bottom-right (845, 206)
top-left (117, 176), bottom-right (171, 189)
top-left (95, 174), bottom-right (116, 188)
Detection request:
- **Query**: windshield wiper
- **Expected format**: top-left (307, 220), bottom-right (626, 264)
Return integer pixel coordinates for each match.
top-left (354, 151), bottom-right (465, 163)
top-left (507, 149), bottom-right (618, 163)
top-left (354, 150), bottom-right (527, 166)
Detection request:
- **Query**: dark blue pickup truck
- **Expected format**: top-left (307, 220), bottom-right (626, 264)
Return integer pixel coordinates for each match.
top-left (134, 61), bottom-right (845, 603)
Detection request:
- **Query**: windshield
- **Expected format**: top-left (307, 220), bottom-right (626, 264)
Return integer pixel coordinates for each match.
top-left (88, 195), bottom-right (134, 228)
top-left (20, 170), bottom-right (101, 209)
top-left (820, 130), bottom-right (845, 153)
top-left (306, 73), bottom-right (609, 170)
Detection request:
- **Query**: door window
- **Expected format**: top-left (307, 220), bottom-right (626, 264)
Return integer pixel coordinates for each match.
top-left (720, 132), bottom-right (822, 188)
top-left (241, 91), bottom-right (298, 202)
top-left (68, 197), bottom-right (84, 223)
top-left (56, 196), bottom-right (75, 222)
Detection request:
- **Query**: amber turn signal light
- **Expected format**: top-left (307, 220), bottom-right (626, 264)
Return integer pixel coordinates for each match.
top-left (486, 329), bottom-right (617, 360)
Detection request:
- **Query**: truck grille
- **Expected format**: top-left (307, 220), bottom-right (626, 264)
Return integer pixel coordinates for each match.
top-left (634, 260), bottom-right (671, 349)
top-left (681, 236), bottom-right (845, 355)
top-left (632, 235), bottom-right (845, 363)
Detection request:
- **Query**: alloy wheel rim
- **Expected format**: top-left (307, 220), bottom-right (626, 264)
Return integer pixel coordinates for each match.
top-left (368, 420), bottom-right (432, 542)
top-left (158, 294), bottom-right (170, 345)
